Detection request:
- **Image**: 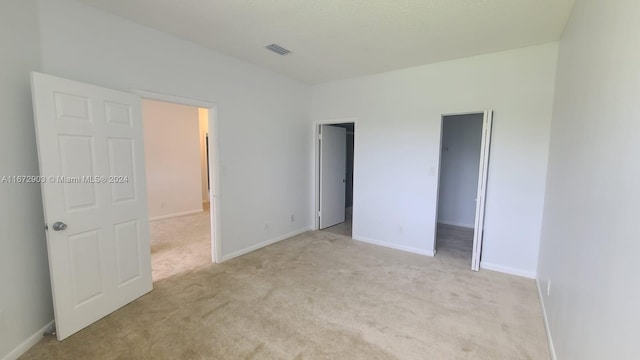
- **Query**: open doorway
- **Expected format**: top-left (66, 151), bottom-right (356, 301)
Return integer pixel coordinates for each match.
top-left (435, 111), bottom-right (493, 271)
top-left (316, 122), bottom-right (355, 237)
top-left (141, 99), bottom-right (213, 281)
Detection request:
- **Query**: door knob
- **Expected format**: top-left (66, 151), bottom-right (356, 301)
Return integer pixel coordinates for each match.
top-left (52, 222), bottom-right (67, 231)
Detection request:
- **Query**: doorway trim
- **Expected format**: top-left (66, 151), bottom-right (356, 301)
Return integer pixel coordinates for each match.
top-left (132, 88), bottom-right (223, 263)
top-left (434, 110), bottom-right (493, 271)
top-left (313, 118), bottom-right (358, 232)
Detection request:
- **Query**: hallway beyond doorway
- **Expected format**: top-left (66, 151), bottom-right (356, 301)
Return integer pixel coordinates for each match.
top-left (150, 210), bottom-right (211, 281)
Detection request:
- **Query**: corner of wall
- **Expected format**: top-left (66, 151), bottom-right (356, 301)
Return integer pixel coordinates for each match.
top-left (535, 279), bottom-right (557, 360)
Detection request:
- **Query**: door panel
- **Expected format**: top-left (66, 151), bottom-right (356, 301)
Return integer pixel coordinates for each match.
top-left (58, 135), bottom-right (97, 211)
top-left (31, 72), bottom-right (152, 340)
top-left (114, 220), bottom-right (142, 286)
top-left (471, 111), bottom-right (494, 271)
top-left (68, 230), bottom-right (103, 306)
top-left (108, 138), bottom-right (137, 203)
top-left (319, 125), bottom-right (347, 229)
top-left (54, 92), bottom-right (91, 122)
top-left (105, 101), bottom-right (133, 127)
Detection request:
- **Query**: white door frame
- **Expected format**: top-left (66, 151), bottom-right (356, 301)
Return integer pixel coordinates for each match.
top-left (132, 89), bottom-right (222, 263)
top-left (313, 118), bottom-right (358, 231)
top-left (434, 110), bottom-right (493, 271)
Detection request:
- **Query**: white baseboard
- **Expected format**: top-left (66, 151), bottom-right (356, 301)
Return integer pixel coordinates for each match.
top-left (1, 321), bottom-right (54, 360)
top-left (352, 235), bottom-right (435, 257)
top-left (220, 226), bottom-right (313, 262)
top-left (480, 261), bottom-right (536, 279)
top-left (437, 220), bottom-right (474, 229)
top-left (149, 209), bottom-right (203, 222)
top-left (536, 279), bottom-right (557, 360)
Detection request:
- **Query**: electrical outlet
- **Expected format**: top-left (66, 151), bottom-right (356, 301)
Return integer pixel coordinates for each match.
top-left (290, 214), bottom-right (295, 222)
top-left (547, 281), bottom-right (551, 296)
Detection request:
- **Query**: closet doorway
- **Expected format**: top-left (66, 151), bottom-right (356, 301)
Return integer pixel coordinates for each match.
top-left (315, 120), bottom-right (356, 237)
top-left (435, 111), bottom-right (493, 271)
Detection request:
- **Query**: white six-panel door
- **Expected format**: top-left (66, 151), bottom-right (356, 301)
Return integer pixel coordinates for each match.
top-left (471, 110), bottom-right (494, 271)
top-left (31, 72), bottom-right (153, 340)
top-left (319, 125), bottom-right (347, 229)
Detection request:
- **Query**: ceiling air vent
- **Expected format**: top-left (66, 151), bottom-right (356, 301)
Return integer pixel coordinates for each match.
top-left (265, 43), bottom-right (291, 55)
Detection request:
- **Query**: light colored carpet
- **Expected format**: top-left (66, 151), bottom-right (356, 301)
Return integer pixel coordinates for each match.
top-left (150, 210), bottom-right (212, 282)
top-left (21, 224), bottom-right (549, 359)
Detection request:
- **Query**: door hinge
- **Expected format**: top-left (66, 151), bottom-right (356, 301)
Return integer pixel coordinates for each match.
top-left (317, 211), bottom-right (321, 217)
top-left (318, 133), bottom-right (322, 140)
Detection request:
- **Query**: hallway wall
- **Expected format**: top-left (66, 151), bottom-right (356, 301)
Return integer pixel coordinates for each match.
top-left (142, 99), bottom-right (202, 220)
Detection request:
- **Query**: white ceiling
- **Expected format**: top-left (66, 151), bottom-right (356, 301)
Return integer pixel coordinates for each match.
top-left (77, 0), bottom-right (576, 84)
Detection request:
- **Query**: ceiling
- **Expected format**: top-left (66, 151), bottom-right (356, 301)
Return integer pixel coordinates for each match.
top-left (77, 0), bottom-right (576, 84)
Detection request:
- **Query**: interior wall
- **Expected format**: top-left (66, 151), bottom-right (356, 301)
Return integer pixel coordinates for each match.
top-left (437, 114), bottom-right (484, 228)
top-left (311, 43), bottom-right (558, 276)
top-left (36, 0), bottom-right (312, 261)
top-left (142, 99), bottom-right (202, 220)
top-left (0, 1), bottom-right (54, 359)
top-left (198, 108), bottom-right (210, 205)
top-left (537, 0), bottom-right (640, 358)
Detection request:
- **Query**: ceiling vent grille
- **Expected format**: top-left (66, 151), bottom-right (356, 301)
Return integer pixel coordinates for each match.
top-left (265, 43), bottom-right (291, 55)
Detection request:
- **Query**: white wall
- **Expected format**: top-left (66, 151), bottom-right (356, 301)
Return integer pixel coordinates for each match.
top-left (537, 0), bottom-right (640, 358)
top-left (142, 99), bottom-right (202, 220)
top-left (311, 43), bottom-right (558, 276)
top-left (437, 114), bottom-right (483, 228)
top-left (37, 0), bottom-right (312, 259)
top-left (0, 1), bottom-right (54, 359)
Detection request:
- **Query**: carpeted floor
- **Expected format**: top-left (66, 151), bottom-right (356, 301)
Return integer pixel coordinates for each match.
top-left (21, 223), bottom-right (549, 359)
top-left (150, 210), bottom-right (212, 282)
